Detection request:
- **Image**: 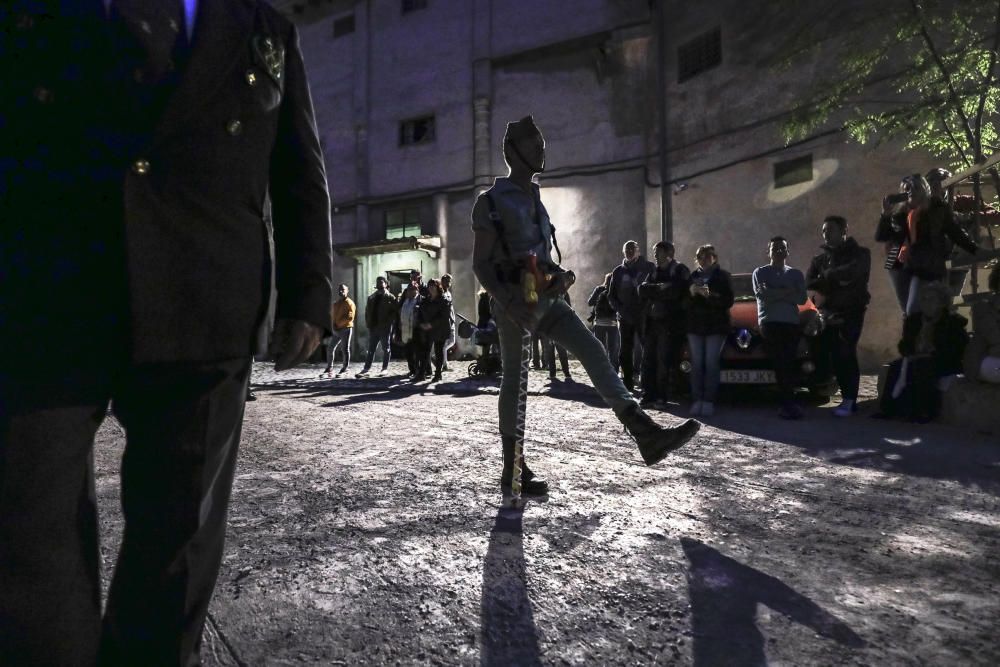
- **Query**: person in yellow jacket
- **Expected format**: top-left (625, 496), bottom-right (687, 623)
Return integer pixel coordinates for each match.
top-left (321, 284), bottom-right (357, 376)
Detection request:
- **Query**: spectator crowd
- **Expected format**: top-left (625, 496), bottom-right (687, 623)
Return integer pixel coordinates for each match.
top-left (322, 168), bottom-right (997, 427)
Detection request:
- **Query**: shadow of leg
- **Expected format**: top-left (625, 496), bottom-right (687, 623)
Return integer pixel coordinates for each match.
top-left (480, 507), bottom-right (542, 667)
top-left (681, 537), bottom-right (865, 667)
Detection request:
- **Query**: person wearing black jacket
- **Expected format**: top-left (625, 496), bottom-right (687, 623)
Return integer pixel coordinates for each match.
top-left (0, 3), bottom-right (334, 664)
top-left (686, 245), bottom-right (734, 417)
top-left (879, 283), bottom-right (968, 422)
top-left (358, 277), bottom-right (398, 377)
top-left (876, 174), bottom-right (982, 315)
top-left (608, 241), bottom-right (657, 391)
top-left (588, 273), bottom-right (620, 371)
top-left (806, 216), bottom-right (871, 417)
top-left (416, 279), bottom-right (453, 382)
top-left (639, 241), bottom-right (691, 407)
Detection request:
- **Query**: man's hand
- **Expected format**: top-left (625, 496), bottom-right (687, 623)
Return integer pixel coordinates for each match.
top-left (271, 318), bottom-right (324, 371)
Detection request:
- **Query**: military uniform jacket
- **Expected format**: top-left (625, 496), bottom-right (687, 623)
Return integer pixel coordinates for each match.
top-left (0, 0), bottom-right (333, 368)
top-left (470, 178), bottom-right (564, 321)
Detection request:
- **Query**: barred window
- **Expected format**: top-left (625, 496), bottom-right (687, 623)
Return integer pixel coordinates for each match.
top-left (386, 207), bottom-right (422, 239)
top-left (678, 27), bottom-right (722, 83)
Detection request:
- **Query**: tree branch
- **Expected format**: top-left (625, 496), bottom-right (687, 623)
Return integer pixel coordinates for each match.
top-left (940, 114), bottom-right (975, 167)
top-left (973, 0), bottom-right (1000, 159)
top-left (909, 0), bottom-right (979, 148)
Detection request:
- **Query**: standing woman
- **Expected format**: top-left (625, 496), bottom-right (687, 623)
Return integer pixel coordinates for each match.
top-left (686, 245), bottom-right (734, 417)
top-left (396, 284), bottom-right (423, 378)
top-left (588, 273), bottom-right (621, 371)
top-left (440, 273), bottom-right (458, 371)
top-left (416, 279), bottom-right (452, 382)
top-left (877, 174), bottom-right (982, 315)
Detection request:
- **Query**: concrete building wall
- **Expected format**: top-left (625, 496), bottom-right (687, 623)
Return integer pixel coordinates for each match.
top-left (657, 0), bottom-right (940, 367)
top-left (280, 0), bottom-right (964, 367)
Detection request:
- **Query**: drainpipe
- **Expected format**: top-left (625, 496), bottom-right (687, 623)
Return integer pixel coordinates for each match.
top-left (656, 0), bottom-right (672, 242)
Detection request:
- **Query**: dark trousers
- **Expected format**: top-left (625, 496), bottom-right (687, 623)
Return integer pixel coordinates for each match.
top-left (362, 326), bottom-right (393, 372)
top-left (761, 322), bottom-right (801, 406)
top-left (530, 334), bottom-right (543, 369)
top-left (404, 337), bottom-right (420, 375)
top-left (0, 357), bottom-right (251, 666)
top-left (880, 357), bottom-right (942, 420)
top-left (816, 312), bottom-right (865, 401)
top-left (641, 322), bottom-right (685, 402)
top-left (543, 336), bottom-right (570, 377)
top-left (420, 338), bottom-right (445, 376)
top-left (619, 320), bottom-right (641, 390)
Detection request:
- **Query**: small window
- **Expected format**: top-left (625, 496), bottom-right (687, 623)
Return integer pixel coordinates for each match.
top-left (386, 207), bottom-right (422, 239)
top-left (399, 115), bottom-right (435, 146)
top-left (333, 14), bottom-right (355, 38)
top-left (402, 0), bottom-right (428, 14)
top-left (774, 155), bottom-right (814, 189)
top-left (678, 27), bottom-right (722, 83)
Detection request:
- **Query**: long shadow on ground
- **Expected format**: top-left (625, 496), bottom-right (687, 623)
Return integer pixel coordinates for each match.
top-left (682, 537), bottom-right (865, 666)
top-left (480, 506), bottom-right (541, 667)
top-left (703, 403), bottom-right (1000, 495)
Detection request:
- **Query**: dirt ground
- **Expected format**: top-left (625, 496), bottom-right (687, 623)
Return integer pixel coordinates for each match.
top-left (92, 361), bottom-right (1000, 666)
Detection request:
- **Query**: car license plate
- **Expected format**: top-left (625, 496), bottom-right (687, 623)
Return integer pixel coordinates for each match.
top-left (721, 369), bottom-right (776, 384)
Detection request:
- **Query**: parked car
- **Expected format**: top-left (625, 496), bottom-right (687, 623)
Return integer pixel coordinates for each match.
top-left (678, 273), bottom-right (837, 397)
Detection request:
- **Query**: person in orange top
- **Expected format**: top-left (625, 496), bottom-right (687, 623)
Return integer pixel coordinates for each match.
top-left (321, 284), bottom-right (357, 376)
top-left (876, 174), bottom-right (982, 315)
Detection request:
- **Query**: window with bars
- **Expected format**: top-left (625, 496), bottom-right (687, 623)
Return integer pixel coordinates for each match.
top-left (677, 27), bottom-right (722, 83)
top-left (773, 155), bottom-right (814, 189)
top-left (399, 115), bottom-right (435, 146)
top-left (385, 207), bottom-right (422, 239)
top-left (332, 14), bottom-right (355, 38)
top-left (402, 0), bottom-right (428, 14)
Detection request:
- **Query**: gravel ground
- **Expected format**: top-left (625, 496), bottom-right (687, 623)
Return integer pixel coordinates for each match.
top-left (92, 361), bottom-right (1000, 666)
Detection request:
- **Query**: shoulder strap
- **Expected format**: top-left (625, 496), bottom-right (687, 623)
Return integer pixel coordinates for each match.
top-left (549, 222), bottom-right (563, 266)
top-left (531, 190), bottom-right (563, 266)
top-left (484, 193), bottom-right (512, 260)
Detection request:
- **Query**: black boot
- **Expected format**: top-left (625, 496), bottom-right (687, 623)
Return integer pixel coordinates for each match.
top-left (619, 403), bottom-right (699, 466)
top-left (500, 435), bottom-right (549, 496)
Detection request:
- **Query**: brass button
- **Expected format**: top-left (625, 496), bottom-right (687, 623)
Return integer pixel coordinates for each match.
top-left (33, 86), bottom-right (54, 104)
top-left (132, 159), bottom-right (150, 175)
top-left (245, 70), bottom-right (258, 86)
top-left (226, 120), bottom-right (243, 136)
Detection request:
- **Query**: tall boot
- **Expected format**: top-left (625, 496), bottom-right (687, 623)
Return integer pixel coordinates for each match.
top-left (619, 403), bottom-right (700, 466)
top-left (500, 435), bottom-right (549, 496)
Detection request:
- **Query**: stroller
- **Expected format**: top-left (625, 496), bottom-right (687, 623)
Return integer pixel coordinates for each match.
top-left (456, 312), bottom-right (502, 378)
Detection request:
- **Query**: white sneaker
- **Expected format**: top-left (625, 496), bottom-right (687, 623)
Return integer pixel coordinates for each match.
top-left (690, 401), bottom-right (703, 416)
top-left (701, 402), bottom-right (715, 417)
top-left (833, 400), bottom-right (856, 417)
